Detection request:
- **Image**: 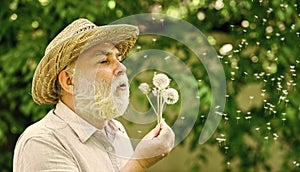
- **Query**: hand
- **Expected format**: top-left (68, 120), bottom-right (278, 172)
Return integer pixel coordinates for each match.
top-left (133, 119), bottom-right (175, 170)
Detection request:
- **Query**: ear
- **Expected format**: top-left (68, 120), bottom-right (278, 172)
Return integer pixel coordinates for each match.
top-left (58, 70), bottom-right (74, 95)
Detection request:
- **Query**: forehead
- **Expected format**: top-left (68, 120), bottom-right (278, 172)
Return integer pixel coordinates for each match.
top-left (81, 43), bottom-right (119, 56)
top-left (75, 43), bottom-right (119, 67)
top-left (73, 43), bottom-right (119, 77)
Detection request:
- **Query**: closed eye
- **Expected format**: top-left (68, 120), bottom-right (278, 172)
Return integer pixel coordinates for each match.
top-left (98, 60), bottom-right (109, 64)
top-left (95, 51), bottom-right (109, 64)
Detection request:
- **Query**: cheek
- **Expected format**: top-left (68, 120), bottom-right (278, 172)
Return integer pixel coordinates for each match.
top-left (75, 63), bottom-right (98, 80)
top-left (96, 68), bottom-right (114, 83)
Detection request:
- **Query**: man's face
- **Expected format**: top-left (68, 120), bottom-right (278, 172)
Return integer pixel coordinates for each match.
top-left (72, 43), bottom-right (129, 121)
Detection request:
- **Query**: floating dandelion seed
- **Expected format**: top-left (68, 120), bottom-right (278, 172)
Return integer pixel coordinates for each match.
top-left (236, 116), bottom-right (241, 120)
top-left (245, 116), bottom-right (252, 120)
top-left (164, 56), bottom-right (170, 60)
top-left (267, 8), bottom-right (273, 13)
top-left (282, 90), bottom-right (288, 95)
top-left (227, 161), bottom-right (231, 166)
top-left (249, 96), bottom-right (254, 100)
top-left (216, 138), bottom-right (226, 143)
top-left (291, 24), bottom-right (295, 30)
top-left (293, 161), bottom-right (299, 167)
top-left (273, 133), bottom-right (279, 138)
top-left (216, 111), bottom-right (223, 116)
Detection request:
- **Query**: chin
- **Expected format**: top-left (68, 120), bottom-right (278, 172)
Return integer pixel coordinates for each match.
top-left (114, 92), bottom-right (129, 117)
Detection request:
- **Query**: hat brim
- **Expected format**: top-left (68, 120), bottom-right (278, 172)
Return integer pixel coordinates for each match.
top-left (32, 24), bottom-right (139, 104)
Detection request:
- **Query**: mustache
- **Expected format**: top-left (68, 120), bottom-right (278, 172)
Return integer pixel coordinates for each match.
top-left (111, 74), bottom-right (129, 91)
top-left (73, 73), bottom-right (129, 120)
top-left (74, 73), bottom-right (129, 91)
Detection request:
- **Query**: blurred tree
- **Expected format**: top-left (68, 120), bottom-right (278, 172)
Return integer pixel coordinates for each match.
top-left (0, 0), bottom-right (299, 171)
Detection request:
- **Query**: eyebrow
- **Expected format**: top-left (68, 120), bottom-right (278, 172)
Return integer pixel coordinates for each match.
top-left (95, 50), bottom-right (122, 56)
top-left (95, 50), bottom-right (109, 56)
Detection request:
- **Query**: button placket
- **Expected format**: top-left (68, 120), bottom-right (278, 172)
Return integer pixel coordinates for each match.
top-left (93, 130), bottom-right (120, 172)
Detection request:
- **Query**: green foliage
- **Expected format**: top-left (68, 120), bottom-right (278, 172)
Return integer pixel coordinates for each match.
top-left (1, 0), bottom-right (299, 171)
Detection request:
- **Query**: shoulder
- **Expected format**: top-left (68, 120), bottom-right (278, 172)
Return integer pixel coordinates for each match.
top-left (14, 111), bottom-right (74, 167)
top-left (20, 110), bottom-right (67, 137)
top-left (14, 110), bottom-right (69, 152)
top-left (13, 127), bottom-right (78, 172)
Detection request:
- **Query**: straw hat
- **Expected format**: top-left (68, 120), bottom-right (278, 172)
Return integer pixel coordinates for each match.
top-left (32, 18), bottom-right (139, 104)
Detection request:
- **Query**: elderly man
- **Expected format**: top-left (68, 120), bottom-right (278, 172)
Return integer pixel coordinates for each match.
top-left (13, 18), bottom-right (175, 172)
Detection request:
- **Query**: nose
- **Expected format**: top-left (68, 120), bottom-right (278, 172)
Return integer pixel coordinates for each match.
top-left (114, 60), bottom-right (127, 76)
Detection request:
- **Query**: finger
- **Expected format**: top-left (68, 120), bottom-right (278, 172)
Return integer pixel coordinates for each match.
top-left (143, 123), bottom-right (161, 140)
top-left (152, 123), bottom-right (161, 137)
top-left (158, 120), bottom-right (173, 136)
top-left (159, 118), bottom-right (167, 127)
top-left (157, 121), bottom-right (175, 147)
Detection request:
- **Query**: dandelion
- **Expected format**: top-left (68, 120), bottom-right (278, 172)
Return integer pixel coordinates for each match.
top-left (138, 83), bottom-right (150, 94)
top-left (138, 72), bottom-right (179, 123)
top-left (163, 88), bottom-right (179, 104)
top-left (153, 73), bottom-right (170, 90)
top-left (138, 83), bottom-right (157, 115)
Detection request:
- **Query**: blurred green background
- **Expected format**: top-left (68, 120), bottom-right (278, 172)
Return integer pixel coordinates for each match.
top-left (1, 0), bottom-right (300, 171)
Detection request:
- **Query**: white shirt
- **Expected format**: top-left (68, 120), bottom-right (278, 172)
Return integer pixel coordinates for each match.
top-left (13, 101), bottom-right (134, 172)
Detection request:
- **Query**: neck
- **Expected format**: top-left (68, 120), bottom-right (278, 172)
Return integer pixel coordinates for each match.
top-left (77, 112), bottom-right (107, 130)
top-left (61, 94), bottom-right (107, 130)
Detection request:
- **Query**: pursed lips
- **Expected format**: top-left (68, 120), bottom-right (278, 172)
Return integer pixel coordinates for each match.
top-left (117, 83), bottom-right (127, 90)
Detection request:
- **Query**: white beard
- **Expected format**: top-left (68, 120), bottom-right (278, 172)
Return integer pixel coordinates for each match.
top-left (73, 72), bottom-right (129, 121)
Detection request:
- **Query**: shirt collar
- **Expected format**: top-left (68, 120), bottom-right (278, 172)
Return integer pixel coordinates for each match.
top-left (53, 101), bottom-right (120, 143)
top-left (54, 101), bottom-right (98, 143)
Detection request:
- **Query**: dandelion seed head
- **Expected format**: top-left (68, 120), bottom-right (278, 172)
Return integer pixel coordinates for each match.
top-left (163, 88), bottom-right (179, 104)
top-left (138, 83), bottom-right (151, 94)
top-left (152, 88), bottom-right (158, 96)
top-left (153, 73), bottom-right (170, 90)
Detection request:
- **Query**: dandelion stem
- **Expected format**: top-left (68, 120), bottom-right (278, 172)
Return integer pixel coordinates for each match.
top-left (156, 91), bottom-right (158, 123)
top-left (159, 91), bottom-right (164, 122)
top-left (157, 90), bottom-right (161, 123)
top-left (161, 100), bottom-right (166, 120)
top-left (146, 94), bottom-right (157, 115)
